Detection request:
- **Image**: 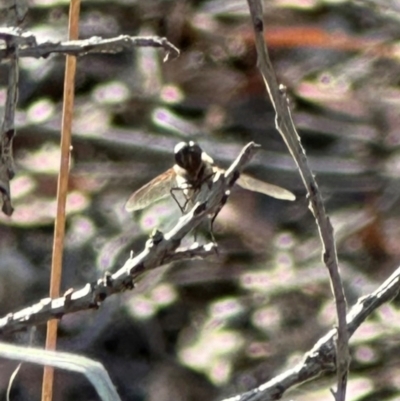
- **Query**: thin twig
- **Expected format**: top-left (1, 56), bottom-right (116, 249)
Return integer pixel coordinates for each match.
top-left (0, 32), bottom-right (180, 61)
top-left (0, 30), bottom-right (178, 217)
top-left (42, 1), bottom-right (80, 400)
top-left (0, 33), bottom-right (19, 216)
top-left (0, 142), bottom-right (259, 334)
top-left (245, 1), bottom-right (349, 400)
top-left (221, 265), bottom-right (400, 401)
top-left (0, 27), bottom-right (36, 45)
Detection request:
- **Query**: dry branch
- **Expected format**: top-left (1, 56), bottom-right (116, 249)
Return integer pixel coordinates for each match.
top-left (221, 265), bottom-right (400, 401)
top-left (0, 142), bottom-right (259, 334)
top-left (246, 1), bottom-right (349, 399)
top-left (0, 28), bottom-right (179, 216)
top-left (0, 31), bottom-right (19, 216)
top-left (0, 30), bottom-right (180, 61)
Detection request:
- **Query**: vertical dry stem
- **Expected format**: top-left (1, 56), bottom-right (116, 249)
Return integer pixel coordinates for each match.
top-left (41, 1), bottom-right (81, 401)
top-left (245, 1), bottom-right (349, 400)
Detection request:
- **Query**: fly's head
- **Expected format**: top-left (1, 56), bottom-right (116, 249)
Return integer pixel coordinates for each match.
top-left (174, 141), bottom-right (203, 178)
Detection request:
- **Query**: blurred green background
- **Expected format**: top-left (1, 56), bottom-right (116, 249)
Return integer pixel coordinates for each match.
top-left (1, 0), bottom-right (400, 400)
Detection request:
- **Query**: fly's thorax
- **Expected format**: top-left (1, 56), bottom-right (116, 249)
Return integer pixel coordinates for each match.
top-left (173, 164), bottom-right (193, 186)
top-left (173, 160), bottom-right (215, 195)
top-left (200, 162), bottom-right (215, 187)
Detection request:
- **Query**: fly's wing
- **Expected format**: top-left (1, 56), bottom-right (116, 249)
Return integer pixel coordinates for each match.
top-left (125, 169), bottom-right (176, 212)
top-left (237, 174), bottom-right (295, 201)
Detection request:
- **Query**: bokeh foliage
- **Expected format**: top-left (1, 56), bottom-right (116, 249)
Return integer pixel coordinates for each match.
top-left (1, 0), bottom-right (400, 400)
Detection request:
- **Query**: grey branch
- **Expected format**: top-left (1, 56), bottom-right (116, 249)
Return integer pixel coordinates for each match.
top-left (246, 1), bottom-right (349, 399)
top-left (0, 32), bottom-right (20, 216)
top-left (0, 28), bottom-right (179, 216)
top-left (0, 142), bottom-right (259, 334)
top-left (221, 265), bottom-right (400, 401)
top-left (0, 31), bottom-right (180, 61)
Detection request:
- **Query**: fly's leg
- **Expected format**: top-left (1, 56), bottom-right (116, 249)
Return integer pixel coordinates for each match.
top-left (170, 185), bottom-right (192, 214)
top-left (171, 172), bottom-right (215, 214)
top-left (170, 187), bottom-right (185, 213)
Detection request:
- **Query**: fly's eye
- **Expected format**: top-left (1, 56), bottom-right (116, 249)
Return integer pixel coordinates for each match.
top-left (174, 142), bottom-right (190, 167)
top-left (174, 142), bottom-right (202, 169)
top-left (189, 143), bottom-right (202, 156)
top-left (174, 142), bottom-right (188, 155)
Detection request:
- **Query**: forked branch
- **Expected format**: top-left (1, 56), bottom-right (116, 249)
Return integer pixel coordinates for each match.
top-left (221, 265), bottom-right (400, 401)
top-left (0, 28), bottom-right (179, 216)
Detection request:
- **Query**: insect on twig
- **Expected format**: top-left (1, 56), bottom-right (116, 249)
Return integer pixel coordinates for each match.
top-left (125, 141), bottom-right (295, 239)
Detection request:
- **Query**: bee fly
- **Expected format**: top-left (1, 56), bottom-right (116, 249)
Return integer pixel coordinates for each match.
top-left (125, 141), bottom-right (295, 215)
